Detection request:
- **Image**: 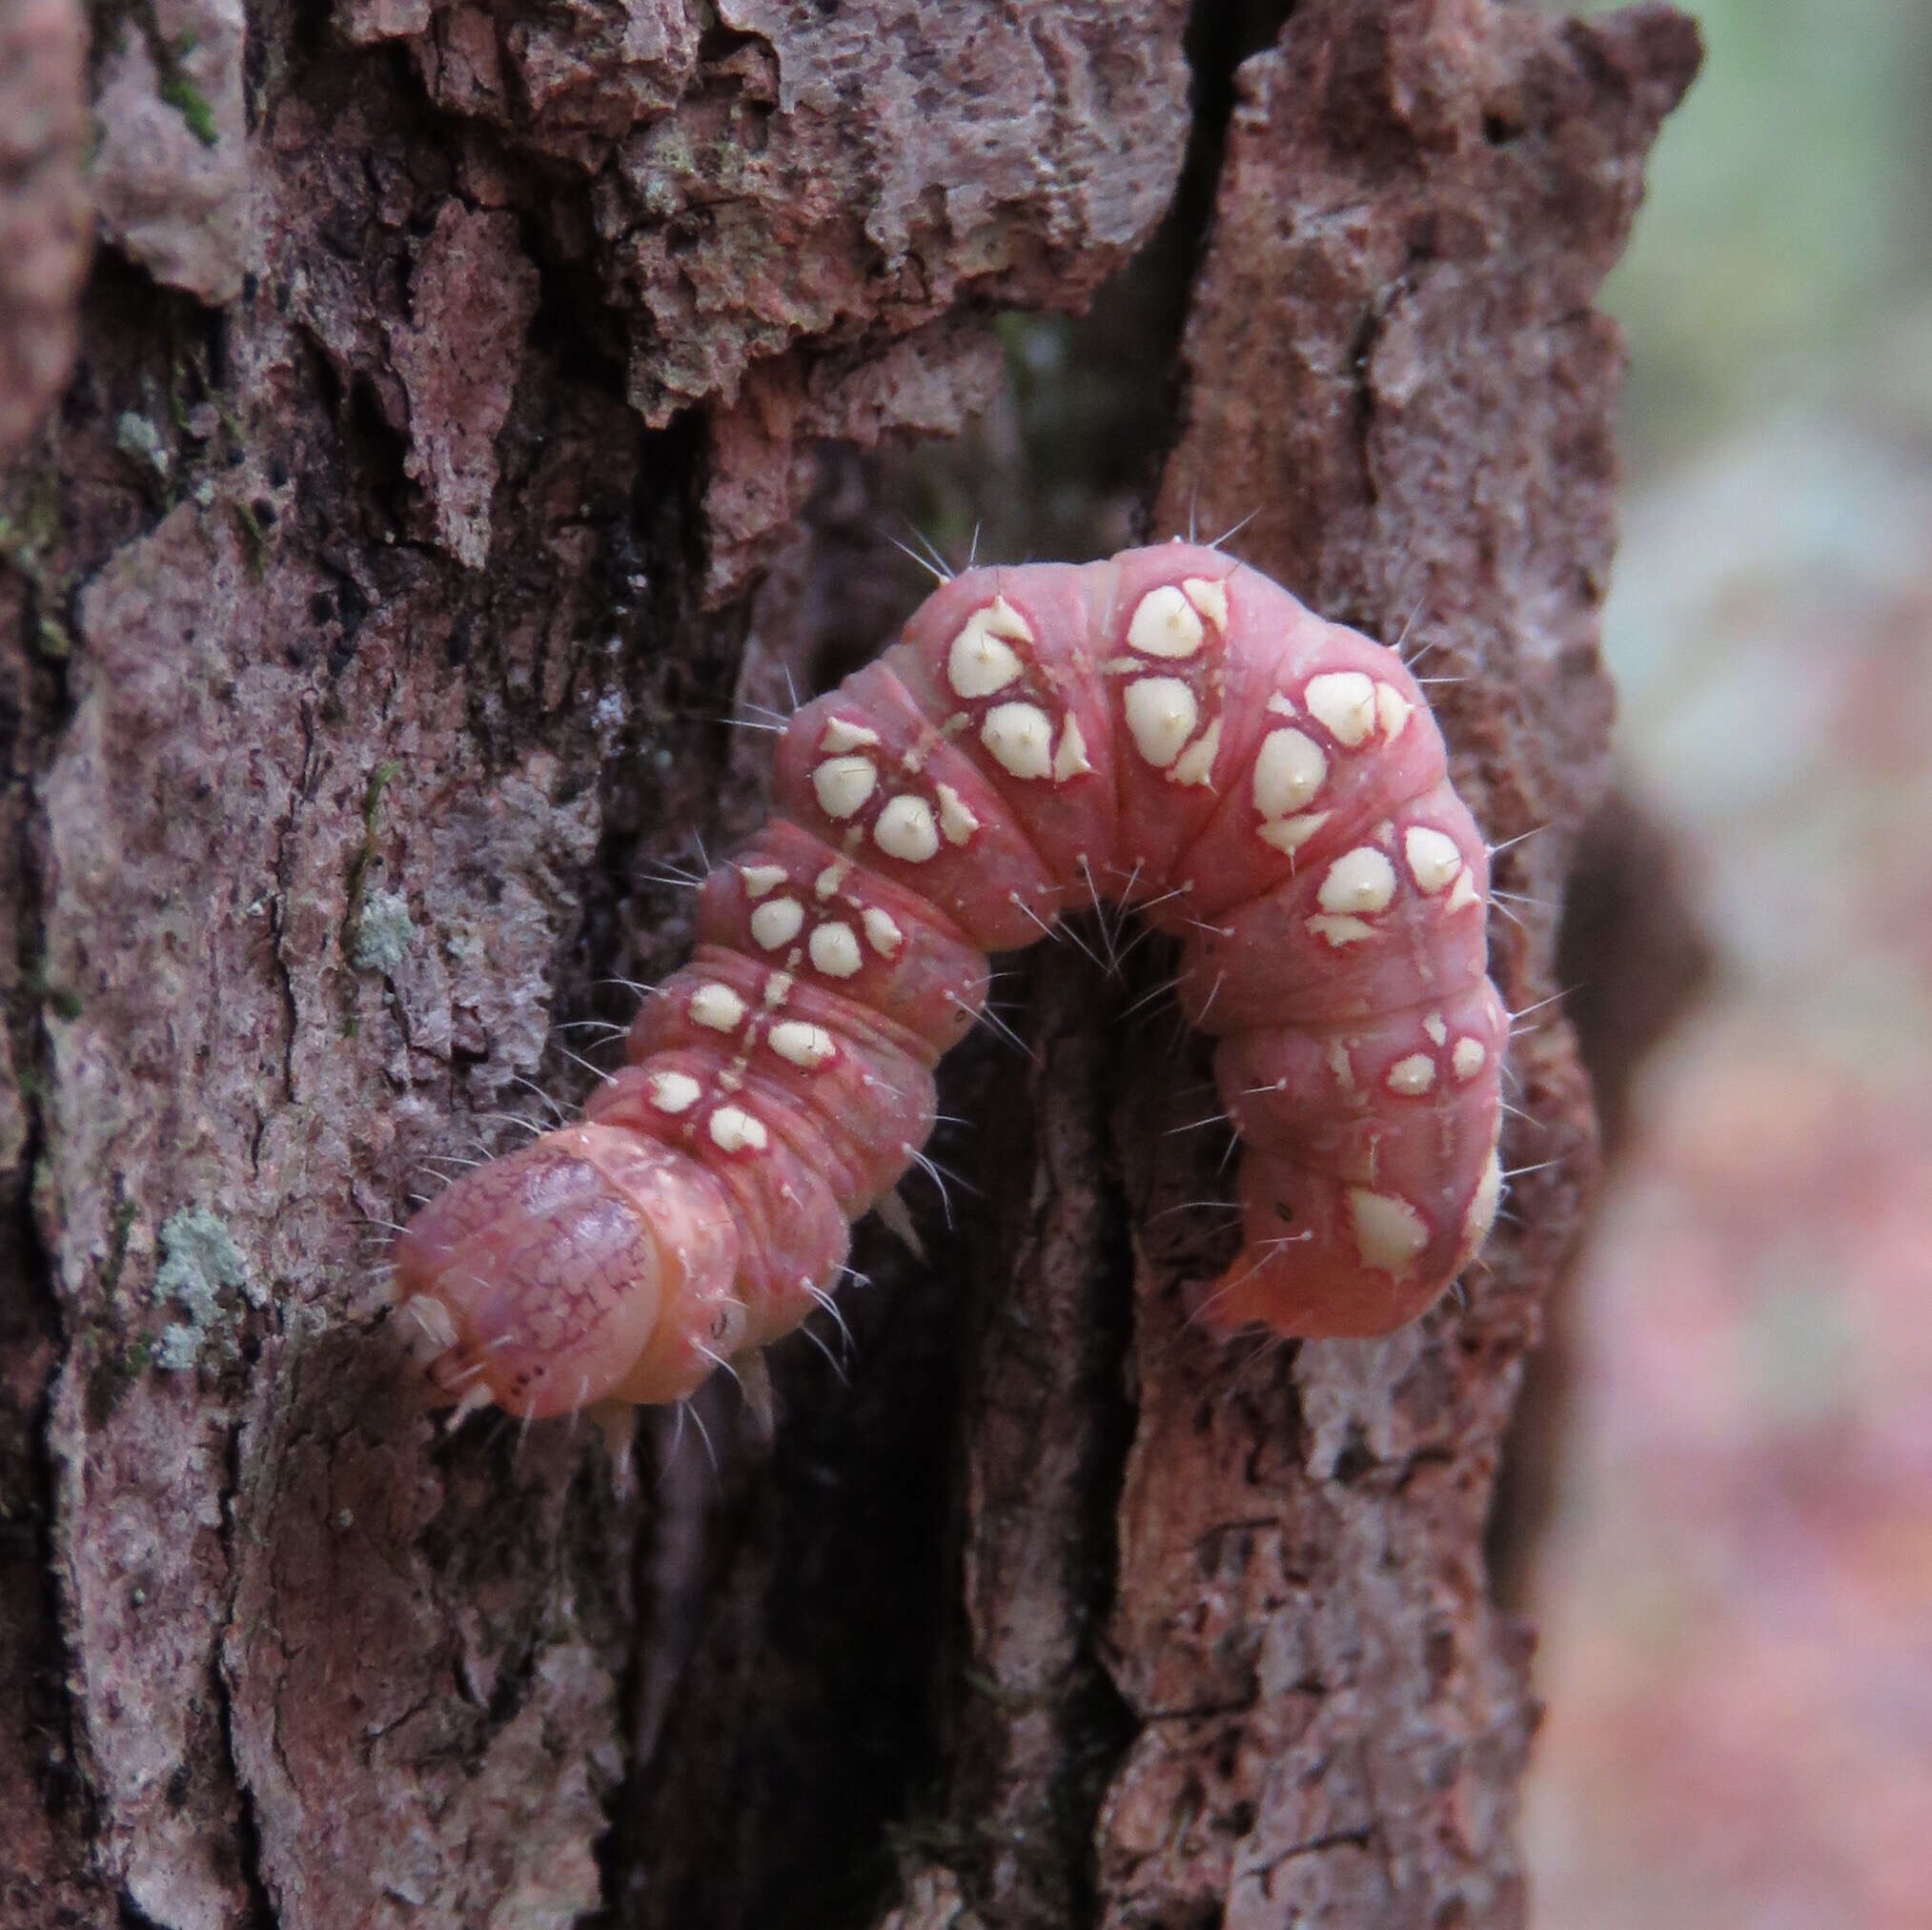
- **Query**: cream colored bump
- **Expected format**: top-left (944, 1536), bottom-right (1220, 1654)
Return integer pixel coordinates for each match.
top-left (769, 1020), bottom-right (837, 1070)
top-left (1127, 583), bottom-right (1207, 660)
top-left (1349, 1189), bottom-right (1430, 1275)
top-left (1169, 717), bottom-right (1222, 787)
top-left (1123, 678), bottom-right (1199, 769)
top-left (900, 743), bottom-right (928, 776)
top-left (708, 1105), bottom-right (768, 1154)
top-left (874, 795), bottom-right (940, 863)
top-left (1328, 1039), bottom-right (1354, 1090)
top-left (688, 982), bottom-right (746, 1032)
top-left (812, 755), bottom-right (878, 821)
top-left (984, 595), bottom-right (1033, 641)
top-left (946, 599), bottom-right (1031, 698)
top-left (1423, 1012), bottom-right (1448, 1046)
top-left (1182, 577), bottom-right (1229, 632)
top-left (649, 1069), bottom-right (702, 1116)
top-left (1375, 682), bottom-right (1413, 741)
top-left (740, 863), bottom-right (787, 899)
top-left (1405, 825), bottom-right (1464, 895)
top-left (1462, 1148), bottom-right (1504, 1252)
top-left (1318, 846), bottom-right (1398, 917)
top-left (1266, 691), bottom-right (1298, 718)
top-left (1304, 670), bottom-right (1377, 747)
top-left (716, 1067), bottom-right (743, 1094)
top-left (1252, 727), bottom-right (1327, 819)
top-left (808, 922), bottom-right (864, 978)
top-left (1387, 1053), bottom-right (1436, 1096)
top-left (981, 701), bottom-right (1055, 781)
top-left (936, 782), bottom-right (980, 844)
top-left (819, 717), bottom-right (882, 754)
top-left (749, 897), bottom-right (805, 951)
top-left (1256, 811), bottom-right (1331, 857)
top-left (762, 971), bottom-right (793, 1009)
top-left (1052, 713), bottom-right (1094, 782)
top-left (1306, 913), bottom-right (1376, 946)
top-left (862, 905), bottom-right (905, 958)
top-left (813, 862), bottom-right (847, 900)
top-left (1452, 1037), bottom-right (1487, 1082)
top-left (1446, 868), bottom-right (1482, 913)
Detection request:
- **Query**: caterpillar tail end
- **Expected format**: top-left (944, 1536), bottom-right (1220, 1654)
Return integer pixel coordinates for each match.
top-left (1188, 1148), bottom-right (1505, 1341)
top-left (1189, 1240), bottom-right (1450, 1341)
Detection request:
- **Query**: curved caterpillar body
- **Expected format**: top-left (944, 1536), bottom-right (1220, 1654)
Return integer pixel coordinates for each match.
top-left (396, 543), bottom-right (1506, 1419)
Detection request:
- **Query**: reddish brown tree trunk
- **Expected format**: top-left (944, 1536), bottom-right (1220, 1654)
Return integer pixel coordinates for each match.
top-left (0, 2), bottom-right (1696, 1926)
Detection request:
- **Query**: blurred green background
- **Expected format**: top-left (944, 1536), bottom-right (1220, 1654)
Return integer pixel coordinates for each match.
top-left (1597, 0), bottom-right (1932, 468)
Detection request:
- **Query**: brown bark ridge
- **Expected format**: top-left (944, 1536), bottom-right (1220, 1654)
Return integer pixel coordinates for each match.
top-left (1101, 10), bottom-right (1701, 1925)
top-left (0, 2), bottom-right (1695, 1928)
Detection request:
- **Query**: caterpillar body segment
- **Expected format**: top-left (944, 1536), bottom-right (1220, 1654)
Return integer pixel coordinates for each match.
top-left (393, 543), bottom-right (1506, 1418)
top-left (398, 1125), bottom-right (743, 1414)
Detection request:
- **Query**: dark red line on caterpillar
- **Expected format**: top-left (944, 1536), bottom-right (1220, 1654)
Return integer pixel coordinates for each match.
top-left (393, 542), bottom-right (1506, 1423)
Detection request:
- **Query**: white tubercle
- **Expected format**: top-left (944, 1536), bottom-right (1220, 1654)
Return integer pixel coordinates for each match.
top-left (1386, 1053), bottom-right (1436, 1095)
top-left (808, 922), bottom-right (864, 978)
top-left (1405, 826), bottom-right (1464, 894)
top-left (769, 1021), bottom-right (837, 1070)
top-left (1127, 583), bottom-right (1207, 660)
top-left (1317, 846), bottom-right (1397, 916)
top-left (1349, 1189), bottom-right (1430, 1274)
top-left (819, 717), bottom-right (882, 754)
top-left (1052, 714), bottom-right (1094, 782)
top-left (813, 755), bottom-right (879, 821)
top-left (749, 898), bottom-right (805, 950)
top-left (1181, 577), bottom-right (1229, 631)
top-left (980, 702), bottom-right (1055, 781)
top-left (1252, 728), bottom-right (1327, 818)
top-left (946, 597), bottom-right (1033, 698)
top-left (862, 906), bottom-right (905, 957)
top-left (1304, 671), bottom-right (1377, 747)
top-left (688, 982), bottom-right (747, 1032)
top-left (1169, 716), bottom-right (1222, 787)
top-left (1256, 810), bottom-right (1330, 856)
top-left (874, 794), bottom-right (941, 863)
top-left (649, 1070), bottom-right (702, 1115)
top-left (935, 782), bottom-right (980, 844)
top-left (1123, 678), bottom-right (1198, 769)
top-left (707, 1106), bottom-right (768, 1154)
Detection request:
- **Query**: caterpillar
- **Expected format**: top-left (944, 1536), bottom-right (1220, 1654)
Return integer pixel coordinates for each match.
top-left (394, 542), bottom-right (1506, 1421)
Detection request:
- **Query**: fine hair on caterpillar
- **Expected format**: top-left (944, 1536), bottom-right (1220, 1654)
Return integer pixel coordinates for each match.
top-left (393, 542), bottom-right (1508, 1424)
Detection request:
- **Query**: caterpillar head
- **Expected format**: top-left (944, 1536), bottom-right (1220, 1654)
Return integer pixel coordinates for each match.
top-left (393, 1124), bottom-right (743, 1418)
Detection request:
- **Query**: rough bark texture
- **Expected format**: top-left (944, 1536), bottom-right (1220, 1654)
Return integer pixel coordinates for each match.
top-left (0, 0), bottom-right (89, 458)
top-left (0, 2), bottom-right (1696, 1928)
top-left (1096, 13), bottom-right (1699, 1925)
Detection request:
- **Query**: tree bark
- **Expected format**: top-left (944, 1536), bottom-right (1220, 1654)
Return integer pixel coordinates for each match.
top-left (0, 2), bottom-right (1697, 1927)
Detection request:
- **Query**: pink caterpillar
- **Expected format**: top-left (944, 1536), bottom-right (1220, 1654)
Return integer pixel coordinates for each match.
top-left (395, 543), bottom-right (1506, 1420)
